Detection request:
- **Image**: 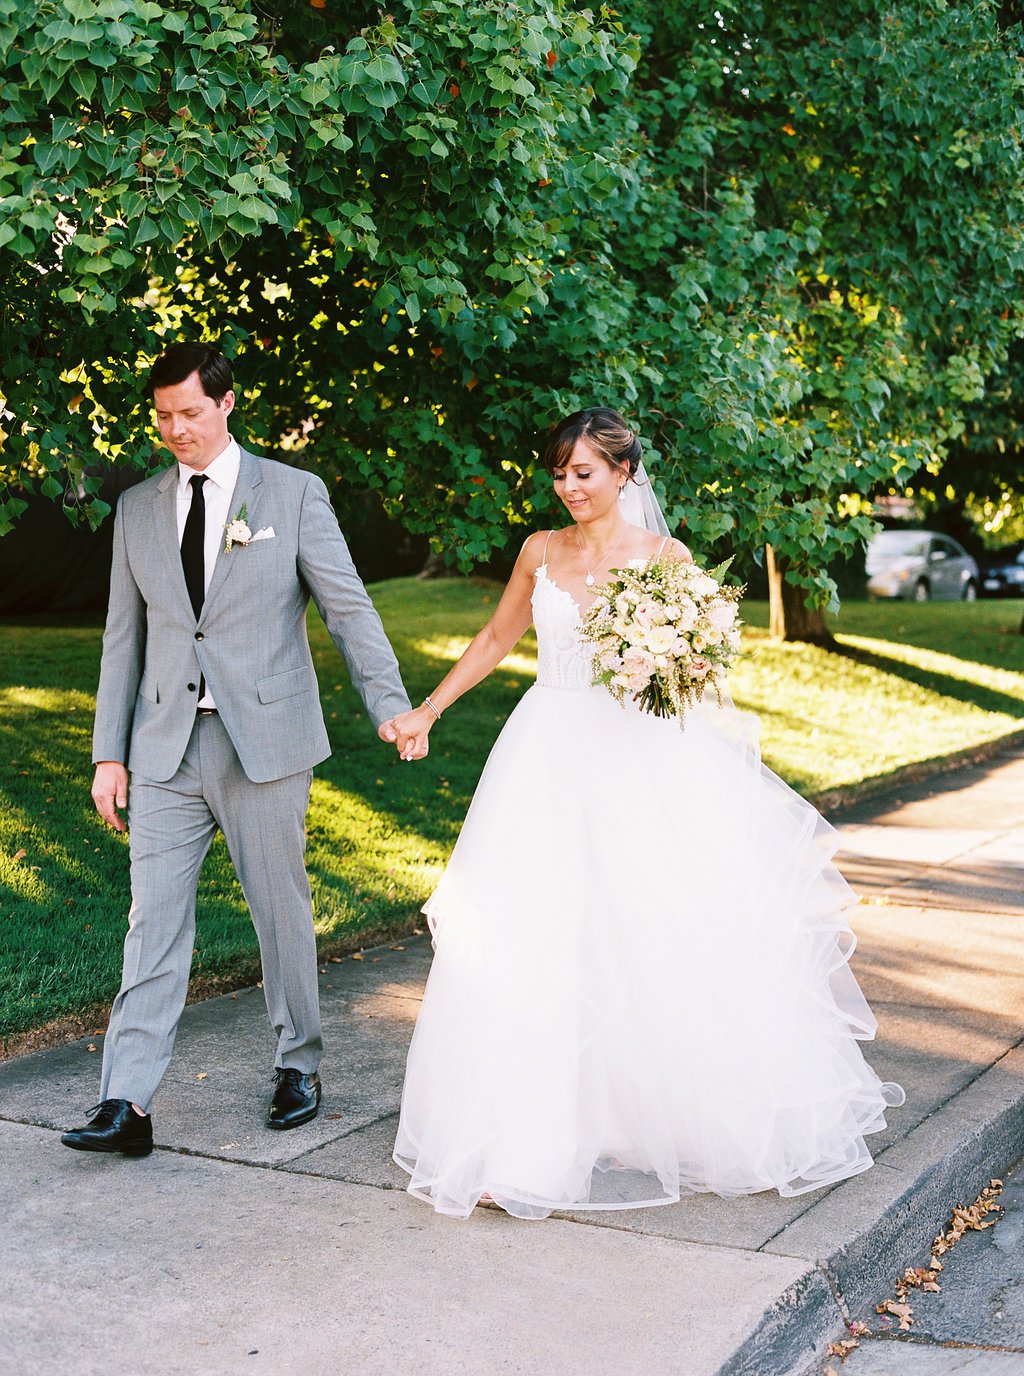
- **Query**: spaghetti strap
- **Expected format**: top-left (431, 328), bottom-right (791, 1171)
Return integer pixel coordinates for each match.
top-left (656, 535), bottom-right (670, 559)
top-left (540, 530), bottom-right (554, 565)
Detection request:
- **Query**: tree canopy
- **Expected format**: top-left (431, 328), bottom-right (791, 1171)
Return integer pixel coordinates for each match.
top-left (2, 0), bottom-right (1023, 631)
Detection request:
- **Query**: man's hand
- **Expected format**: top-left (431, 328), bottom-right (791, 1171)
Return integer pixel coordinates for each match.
top-left (378, 708), bottom-right (432, 761)
top-left (92, 761), bottom-right (129, 832)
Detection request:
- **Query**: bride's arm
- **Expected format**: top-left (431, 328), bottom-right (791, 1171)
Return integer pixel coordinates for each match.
top-left (381, 531), bottom-right (546, 758)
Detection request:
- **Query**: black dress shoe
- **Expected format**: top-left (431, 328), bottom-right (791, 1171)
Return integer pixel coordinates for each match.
top-left (61, 1099), bottom-right (153, 1157)
top-left (267, 1068), bottom-right (321, 1130)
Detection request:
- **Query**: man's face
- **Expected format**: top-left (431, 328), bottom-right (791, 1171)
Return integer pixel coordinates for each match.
top-left (153, 370), bottom-right (235, 471)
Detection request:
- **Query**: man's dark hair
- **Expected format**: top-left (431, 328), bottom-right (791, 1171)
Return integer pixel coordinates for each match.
top-left (146, 343), bottom-right (233, 402)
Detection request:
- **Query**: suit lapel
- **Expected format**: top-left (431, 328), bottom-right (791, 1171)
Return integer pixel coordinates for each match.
top-left (199, 449), bottom-right (264, 624)
top-left (153, 465), bottom-right (195, 621)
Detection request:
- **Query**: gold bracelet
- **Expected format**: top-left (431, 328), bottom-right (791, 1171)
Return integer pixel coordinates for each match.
top-left (423, 696), bottom-right (442, 721)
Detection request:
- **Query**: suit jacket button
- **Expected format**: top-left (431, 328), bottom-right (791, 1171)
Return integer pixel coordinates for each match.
top-left (187, 682), bottom-right (197, 692)
top-left (195, 632), bottom-right (204, 641)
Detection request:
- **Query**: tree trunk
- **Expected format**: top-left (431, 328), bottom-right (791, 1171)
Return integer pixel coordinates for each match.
top-left (417, 550), bottom-right (446, 580)
top-left (765, 544), bottom-right (834, 645)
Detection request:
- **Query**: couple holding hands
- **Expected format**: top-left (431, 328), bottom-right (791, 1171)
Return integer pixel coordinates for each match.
top-left (64, 342), bottom-right (901, 1222)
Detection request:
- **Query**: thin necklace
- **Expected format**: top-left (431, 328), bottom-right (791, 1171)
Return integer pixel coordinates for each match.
top-left (574, 526), bottom-right (627, 587)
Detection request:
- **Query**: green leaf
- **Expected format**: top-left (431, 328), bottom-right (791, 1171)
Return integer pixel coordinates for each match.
top-left (68, 65), bottom-right (97, 101)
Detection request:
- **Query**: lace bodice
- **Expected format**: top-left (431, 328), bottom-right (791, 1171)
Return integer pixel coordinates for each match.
top-left (531, 565), bottom-right (596, 692)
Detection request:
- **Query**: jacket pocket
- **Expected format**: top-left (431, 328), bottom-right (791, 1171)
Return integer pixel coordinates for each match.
top-left (138, 672), bottom-right (159, 704)
top-left (256, 665), bottom-right (316, 704)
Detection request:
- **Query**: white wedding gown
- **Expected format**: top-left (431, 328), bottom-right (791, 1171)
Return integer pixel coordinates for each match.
top-left (393, 562), bottom-right (904, 1219)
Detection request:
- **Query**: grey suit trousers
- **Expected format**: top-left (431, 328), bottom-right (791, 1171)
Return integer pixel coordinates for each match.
top-left (100, 712), bottom-right (321, 1109)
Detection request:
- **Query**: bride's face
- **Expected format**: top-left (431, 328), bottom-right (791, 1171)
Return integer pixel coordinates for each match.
top-left (552, 439), bottom-right (625, 523)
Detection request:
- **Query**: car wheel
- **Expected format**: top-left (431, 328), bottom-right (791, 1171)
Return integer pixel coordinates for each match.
top-left (963, 580), bottom-right (978, 602)
top-left (914, 579), bottom-right (930, 602)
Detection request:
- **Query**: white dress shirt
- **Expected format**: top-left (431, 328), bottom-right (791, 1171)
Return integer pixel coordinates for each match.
top-left (175, 438), bottom-right (240, 708)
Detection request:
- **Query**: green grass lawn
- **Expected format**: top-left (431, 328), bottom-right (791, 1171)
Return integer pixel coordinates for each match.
top-left (3, 582), bottom-right (1024, 1047)
top-left (735, 598), bottom-right (1024, 795)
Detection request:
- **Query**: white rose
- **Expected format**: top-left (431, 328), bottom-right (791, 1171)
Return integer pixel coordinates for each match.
top-left (691, 574), bottom-right (719, 598)
top-left (675, 600), bottom-right (698, 631)
top-left (226, 519), bottom-right (252, 545)
top-left (635, 599), bottom-right (668, 629)
top-left (707, 601), bottom-right (736, 632)
top-left (643, 625), bottom-right (678, 655)
top-left (621, 645), bottom-right (655, 676)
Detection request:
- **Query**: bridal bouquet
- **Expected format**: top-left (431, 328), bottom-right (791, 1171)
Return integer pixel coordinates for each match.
top-left (580, 557), bottom-right (743, 725)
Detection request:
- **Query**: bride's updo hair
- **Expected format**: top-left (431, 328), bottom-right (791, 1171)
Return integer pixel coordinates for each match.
top-left (543, 407), bottom-right (643, 479)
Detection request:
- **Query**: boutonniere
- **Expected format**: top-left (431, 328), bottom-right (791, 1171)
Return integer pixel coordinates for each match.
top-left (224, 504), bottom-right (276, 553)
top-left (224, 504), bottom-right (252, 553)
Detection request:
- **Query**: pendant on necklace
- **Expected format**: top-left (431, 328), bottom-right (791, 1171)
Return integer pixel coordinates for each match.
top-left (585, 573), bottom-right (595, 586)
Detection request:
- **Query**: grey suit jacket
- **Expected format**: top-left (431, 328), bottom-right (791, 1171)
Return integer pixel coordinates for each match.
top-left (92, 449), bottom-right (411, 784)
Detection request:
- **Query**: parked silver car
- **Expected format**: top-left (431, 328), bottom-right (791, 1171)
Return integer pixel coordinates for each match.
top-left (866, 530), bottom-right (979, 602)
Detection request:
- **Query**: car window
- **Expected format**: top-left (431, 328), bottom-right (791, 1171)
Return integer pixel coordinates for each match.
top-left (871, 532), bottom-right (929, 557)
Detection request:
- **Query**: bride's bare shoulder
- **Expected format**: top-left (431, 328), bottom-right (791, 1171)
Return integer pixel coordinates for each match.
top-left (652, 534), bottom-right (693, 564)
top-left (518, 528), bottom-right (567, 575)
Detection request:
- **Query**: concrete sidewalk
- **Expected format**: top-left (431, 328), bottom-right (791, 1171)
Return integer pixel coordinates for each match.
top-left (3, 743), bottom-right (1024, 1376)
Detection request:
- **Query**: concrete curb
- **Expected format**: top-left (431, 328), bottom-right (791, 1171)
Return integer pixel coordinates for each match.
top-left (809, 724), bottom-right (1024, 818)
top-left (720, 1042), bottom-right (1024, 1375)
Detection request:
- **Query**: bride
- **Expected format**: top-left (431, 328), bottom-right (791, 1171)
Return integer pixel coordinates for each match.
top-left (382, 407), bottom-right (903, 1221)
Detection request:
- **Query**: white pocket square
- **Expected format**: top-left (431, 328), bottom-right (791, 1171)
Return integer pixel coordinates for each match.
top-left (249, 527), bottom-right (276, 542)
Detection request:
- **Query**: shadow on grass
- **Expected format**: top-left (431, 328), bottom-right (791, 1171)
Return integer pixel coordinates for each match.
top-left (831, 642), bottom-right (1024, 719)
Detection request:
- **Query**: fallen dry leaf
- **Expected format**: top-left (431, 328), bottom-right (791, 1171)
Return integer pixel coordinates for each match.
top-left (351, 953), bottom-right (364, 961)
top-left (329, 956), bottom-right (342, 964)
top-left (86, 1043), bottom-right (97, 1052)
top-left (826, 1337), bottom-right (860, 1360)
top-left (326, 1112), bottom-right (344, 1120)
top-left (196, 1072), bottom-right (208, 1081)
top-left (11, 848), bottom-right (26, 862)
top-left (876, 1298), bottom-right (914, 1330)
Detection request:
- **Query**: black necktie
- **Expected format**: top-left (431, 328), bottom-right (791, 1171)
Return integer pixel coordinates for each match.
top-left (180, 473), bottom-right (207, 620)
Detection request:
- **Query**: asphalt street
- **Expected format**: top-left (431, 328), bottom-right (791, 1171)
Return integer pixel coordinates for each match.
top-left (834, 1154), bottom-right (1024, 1375)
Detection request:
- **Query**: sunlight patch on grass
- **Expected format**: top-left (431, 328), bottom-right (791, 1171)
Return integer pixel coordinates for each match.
top-left (835, 633), bottom-right (1024, 702)
top-left (0, 686), bottom-right (96, 713)
top-left (407, 634), bottom-right (538, 681)
top-left (729, 610), bottom-right (1024, 795)
top-left (307, 777), bottom-right (445, 940)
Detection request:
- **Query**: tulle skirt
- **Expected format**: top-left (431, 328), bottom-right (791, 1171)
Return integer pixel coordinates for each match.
top-left (393, 684), bottom-right (904, 1220)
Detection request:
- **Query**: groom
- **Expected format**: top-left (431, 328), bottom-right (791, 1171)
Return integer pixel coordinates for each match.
top-left (62, 342), bottom-right (414, 1157)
